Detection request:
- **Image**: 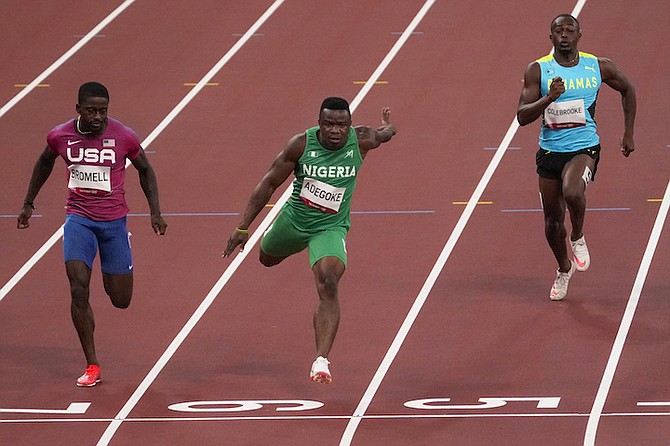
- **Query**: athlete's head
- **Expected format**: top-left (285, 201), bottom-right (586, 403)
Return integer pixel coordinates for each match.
top-left (320, 97), bottom-right (350, 117)
top-left (76, 82), bottom-right (109, 136)
top-left (318, 97), bottom-right (352, 150)
top-left (78, 81), bottom-right (109, 104)
top-left (550, 14), bottom-right (581, 51)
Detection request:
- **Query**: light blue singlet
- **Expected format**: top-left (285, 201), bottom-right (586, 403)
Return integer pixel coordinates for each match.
top-left (537, 51), bottom-right (602, 153)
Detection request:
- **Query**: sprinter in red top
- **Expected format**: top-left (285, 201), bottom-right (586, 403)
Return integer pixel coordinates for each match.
top-left (18, 82), bottom-right (167, 387)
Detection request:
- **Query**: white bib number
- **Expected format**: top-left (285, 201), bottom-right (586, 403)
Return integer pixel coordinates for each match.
top-left (68, 164), bottom-right (111, 192)
top-left (544, 98), bottom-right (586, 129)
top-left (299, 178), bottom-right (345, 214)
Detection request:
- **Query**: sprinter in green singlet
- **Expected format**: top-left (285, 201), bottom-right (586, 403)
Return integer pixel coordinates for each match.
top-left (223, 97), bottom-right (396, 383)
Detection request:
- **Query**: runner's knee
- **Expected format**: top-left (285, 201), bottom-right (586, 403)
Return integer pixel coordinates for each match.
top-left (315, 270), bottom-right (341, 300)
top-left (259, 251), bottom-right (284, 267)
top-left (68, 276), bottom-right (90, 303)
top-left (102, 274), bottom-right (133, 308)
top-left (562, 185), bottom-right (585, 208)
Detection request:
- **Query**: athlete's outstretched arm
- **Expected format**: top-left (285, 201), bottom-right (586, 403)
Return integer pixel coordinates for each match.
top-left (357, 107), bottom-right (397, 157)
top-left (17, 146), bottom-right (58, 229)
top-left (600, 57), bottom-right (636, 157)
top-left (222, 133), bottom-right (305, 257)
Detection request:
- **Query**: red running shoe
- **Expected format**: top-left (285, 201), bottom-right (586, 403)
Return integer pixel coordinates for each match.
top-left (76, 365), bottom-right (101, 387)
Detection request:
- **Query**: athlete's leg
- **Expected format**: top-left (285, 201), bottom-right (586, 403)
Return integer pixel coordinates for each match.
top-left (102, 273), bottom-right (133, 308)
top-left (258, 213), bottom-right (307, 267)
top-left (259, 250), bottom-right (288, 267)
top-left (539, 176), bottom-right (572, 272)
top-left (97, 217), bottom-right (134, 308)
top-left (66, 260), bottom-right (98, 366)
top-left (311, 256), bottom-right (345, 358)
top-left (561, 154), bottom-right (596, 241)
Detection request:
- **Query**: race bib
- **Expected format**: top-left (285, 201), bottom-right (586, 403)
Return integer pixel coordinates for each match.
top-left (544, 98), bottom-right (586, 129)
top-left (299, 177), bottom-right (345, 214)
top-left (68, 164), bottom-right (111, 192)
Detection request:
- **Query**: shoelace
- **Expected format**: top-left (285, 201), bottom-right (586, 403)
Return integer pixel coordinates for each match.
top-left (555, 270), bottom-right (571, 287)
top-left (572, 239), bottom-right (586, 253)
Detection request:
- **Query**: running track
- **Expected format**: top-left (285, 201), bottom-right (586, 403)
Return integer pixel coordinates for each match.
top-left (1, 1), bottom-right (669, 445)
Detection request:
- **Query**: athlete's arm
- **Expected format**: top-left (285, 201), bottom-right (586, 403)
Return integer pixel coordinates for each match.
top-left (599, 57), bottom-right (636, 157)
top-left (356, 107), bottom-right (396, 158)
top-left (517, 62), bottom-right (565, 126)
top-left (223, 133), bottom-right (305, 258)
top-left (17, 146), bottom-right (58, 229)
top-left (131, 149), bottom-right (167, 235)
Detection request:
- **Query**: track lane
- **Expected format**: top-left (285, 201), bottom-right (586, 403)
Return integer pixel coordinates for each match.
top-left (575, 1), bottom-right (670, 443)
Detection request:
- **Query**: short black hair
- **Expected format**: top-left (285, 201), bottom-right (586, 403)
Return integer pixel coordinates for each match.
top-left (551, 14), bottom-right (580, 30)
top-left (78, 82), bottom-right (109, 104)
top-left (320, 97), bottom-right (350, 116)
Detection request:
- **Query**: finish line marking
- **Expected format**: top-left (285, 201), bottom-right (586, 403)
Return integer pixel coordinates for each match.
top-left (4, 410), bottom-right (670, 424)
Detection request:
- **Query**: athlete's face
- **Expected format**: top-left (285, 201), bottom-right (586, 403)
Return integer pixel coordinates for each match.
top-left (76, 96), bottom-right (109, 135)
top-left (550, 17), bottom-right (581, 53)
top-left (318, 108), bottom-right (351, 150)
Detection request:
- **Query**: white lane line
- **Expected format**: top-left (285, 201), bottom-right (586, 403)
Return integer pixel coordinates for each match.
top-left (0, 228), bottom-right (64, 302)
top-left (339, 1), bottom-right (588, 445)
top-left (0, 0), bottom-right (136, 119)
top-left (93, 2), bottom-right (288, 445)
top-left (584, 179), bottom-right (670, 445)
top-left (4, 409), bottom-right (670, 425)
top-left (95, 1), bottom-right (431, 444)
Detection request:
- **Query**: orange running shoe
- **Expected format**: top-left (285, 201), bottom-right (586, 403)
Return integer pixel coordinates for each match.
top-left (76, 365), bottom-right (101, 387)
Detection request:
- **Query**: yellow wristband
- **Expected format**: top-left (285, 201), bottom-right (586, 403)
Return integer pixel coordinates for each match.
top-left (235, 227), bottom-right (249, 234)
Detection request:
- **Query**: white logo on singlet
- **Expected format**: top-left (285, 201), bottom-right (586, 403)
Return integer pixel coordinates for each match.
top-left (67, 147), bottom-right (117, 164)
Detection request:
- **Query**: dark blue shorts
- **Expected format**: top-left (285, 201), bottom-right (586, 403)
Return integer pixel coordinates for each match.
top-left (63, 214), bottom-right (133, 275)
top-left (536, 144), bottom-right (601, 180)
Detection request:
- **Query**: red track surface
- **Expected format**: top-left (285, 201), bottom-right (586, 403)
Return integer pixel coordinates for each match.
top-left (1, 1), bottom-right (669, 445)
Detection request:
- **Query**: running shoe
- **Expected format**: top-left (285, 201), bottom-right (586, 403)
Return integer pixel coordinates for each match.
top-left (570, 235), bottom-right (590, 271)
top-left (550, 260), bottom-right (576, 301)
top-left (310, 356), bottom-right (332, 384)
top-left (76, 365), bottom-right (101, 387)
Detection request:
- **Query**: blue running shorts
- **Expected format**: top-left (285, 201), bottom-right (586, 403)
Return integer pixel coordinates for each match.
top-left (63, 214), bottom-right (133, 275)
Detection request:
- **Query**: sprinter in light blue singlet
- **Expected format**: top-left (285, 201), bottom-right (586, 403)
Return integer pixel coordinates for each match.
top-left (537, 51), bottom-right (601, 153)
top-left (517, 14), bottom-right (636, 302)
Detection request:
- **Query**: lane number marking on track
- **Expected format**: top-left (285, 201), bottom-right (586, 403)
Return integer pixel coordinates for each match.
top-left (404, 397), bottom-right (561, 410)
top-left (168, 400), bottom-right (324, 413)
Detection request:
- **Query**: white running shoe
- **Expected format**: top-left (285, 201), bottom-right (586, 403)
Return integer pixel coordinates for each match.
top-left (550, 260), bottom-right (576, 301)
top-left (310, 356), bottom-right (332, 384)
top-left (570, 235), bottom-right (590, 271)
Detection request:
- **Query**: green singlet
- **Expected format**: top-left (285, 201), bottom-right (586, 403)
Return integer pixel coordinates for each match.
top-left (282, 125), bottom-right (363, 232)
